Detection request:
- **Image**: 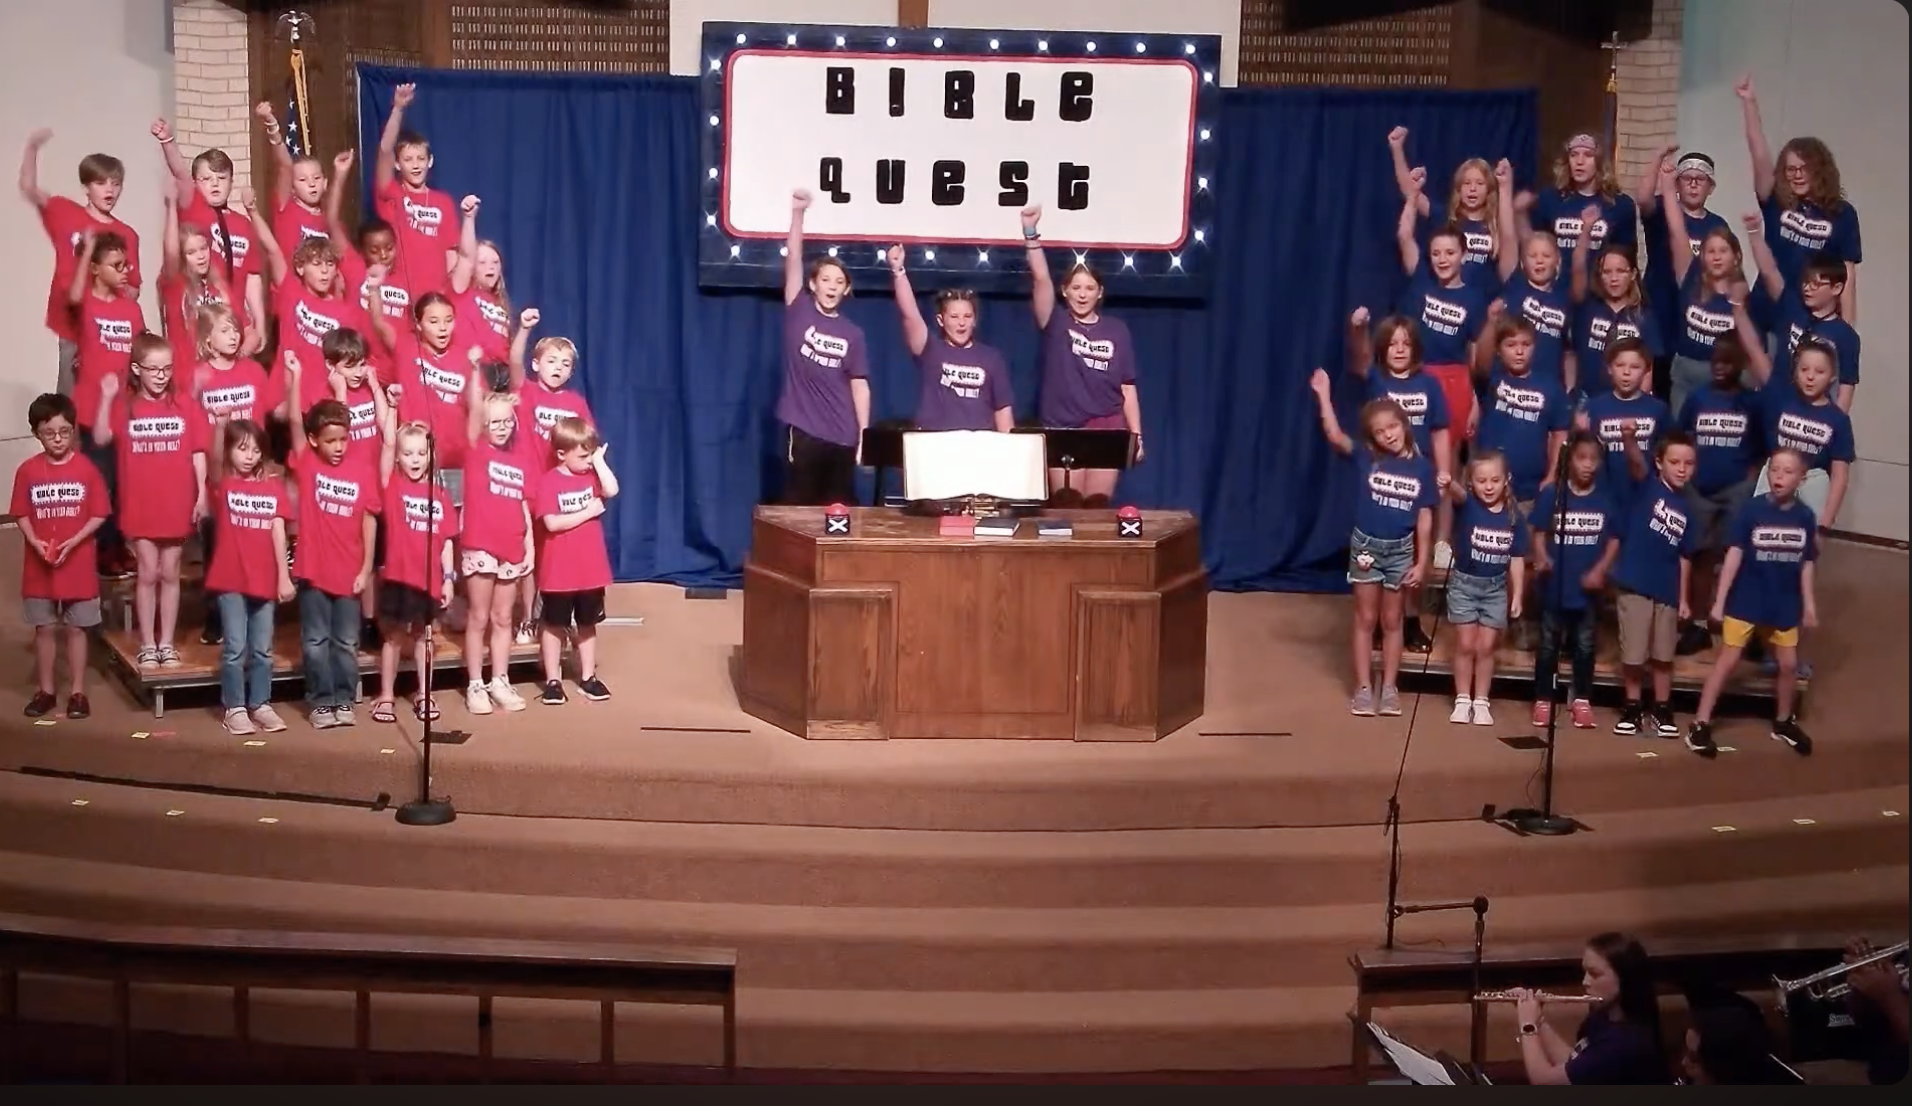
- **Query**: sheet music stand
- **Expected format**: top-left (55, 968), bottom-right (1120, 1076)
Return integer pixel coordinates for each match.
top-left (860, 425), bottom-right (1135, 505)
top-left (1361, 1022), bottom-right (1480, 1085)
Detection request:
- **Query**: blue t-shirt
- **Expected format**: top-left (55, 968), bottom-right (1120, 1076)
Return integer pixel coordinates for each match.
top-left (1497, 276), bottom-right (1573, 385)
top-left (1426, 200), bottom-right (1501, 291)
top-left (1582, 389), bottom-right (1671, 496)
top-left (1475, 368), bottom-right (1571, 500)
top-left (1534, 189), bottom-right (1639, 268)
top-left (1563, 1009), bottom-right (1669, 1086)
top-left (1363, 370), bottom-right (1451, 459)
top-left (1352, 449), bottom-right (1439, 542)
top-left (1643, 202), bottom-right (1729, 343)
top-left (1451, 496), bottom-right (1530, 579)
top-left (1761, 193), bottom-right (1863, 280)
top-left (1678, 384), bottom-right (1763, 495)
top-left (1759, 388), bottom-right (1856, 474)
top-left (1532, 481), bottom-right (1616, 612)
top-left (1723, 494), bottom-right (1819, 630)
top-left (1575, 299), bottom-right (1662, 394)
top-left (1612, 476), bottom-right (1702, 606)
top-left (1398, 269), bottom-right (1488, 366)
top-left (1776, 299), bottom-right (1861, 388)
top-left (1674, 265), bottom-right (1737, 362)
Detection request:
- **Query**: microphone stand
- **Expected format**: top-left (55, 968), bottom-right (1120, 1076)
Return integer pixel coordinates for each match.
top-left (1388, 896), bottom-right (1492, 1071)
top-left (396, 427), bottom-right (457, 826)
top-left (1501, 440), bottom-right (1577, 836)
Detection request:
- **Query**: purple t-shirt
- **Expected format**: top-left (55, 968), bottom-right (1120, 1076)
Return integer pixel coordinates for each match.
top-left (776, 294), bottom-right (869, 447)
top-left (915, 336), bottom-right (1012, 431)
top-left (1038, 311), bottom-right (1135, 427)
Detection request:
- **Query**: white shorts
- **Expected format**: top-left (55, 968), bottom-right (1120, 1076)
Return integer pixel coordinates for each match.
top-left (461, 549), bottom-right (532, 581)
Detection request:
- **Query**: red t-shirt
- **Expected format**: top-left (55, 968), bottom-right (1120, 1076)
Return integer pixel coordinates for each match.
top-left (453, 288), bottom-right (511, 363)
top-left (272, 196), bottom-right (331, 265)
top-left (181, 195), bottom-right (261, 284)
top-left (339, 247), bottom-right (412, 341)
top-left (392, 330), bottom-right (473, 469)
top-left (40, 197), bottom-right (142, 342)
top-left (533, 465), bottom-right (612, 594)
top-left (524, 382), bottom-right (596, 452)
top-left (274, 278), bottom-right (370, 411)
top-left (203, 473), bottom-right (287, 600)
top-left (111, 394), bottom-right (209, 542)
top-left (293, 454), bottom-right (380, 597)
top-left (373, 179), bottom-right (457, 301)
top-left (338, 381), bottom-right (383, 470)
top-left (73, 292), bottom-right (145, 429)
top-left (380, 472), bottom-right (460, 593)
top-left (193, 359), bottom-right (283, 427)
top-left (157, 270), bottom-right (247, 371)
top-left (460, 436), bottom-right (537, 563)
top-left (10, 451), bottom-right (110, 601)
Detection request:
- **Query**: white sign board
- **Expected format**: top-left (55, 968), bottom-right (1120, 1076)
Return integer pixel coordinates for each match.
top-left (720, 50), bottom-right (1200, 249)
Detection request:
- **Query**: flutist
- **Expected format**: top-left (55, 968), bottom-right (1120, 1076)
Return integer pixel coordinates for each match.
top-left (1510, 932), bottom-right (1668, 1085)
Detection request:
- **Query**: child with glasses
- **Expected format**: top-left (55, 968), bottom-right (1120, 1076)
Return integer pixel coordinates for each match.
top-left (13, 394), bottom-right (110, 720)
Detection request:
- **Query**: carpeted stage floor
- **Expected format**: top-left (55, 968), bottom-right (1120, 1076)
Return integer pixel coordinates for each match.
top-left (0, 529), bottom-right (1904, 1076)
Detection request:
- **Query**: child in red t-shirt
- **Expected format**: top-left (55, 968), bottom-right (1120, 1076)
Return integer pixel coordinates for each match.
top-left (66, 226), bottom-right (144, 578)
top-left (373, 83), bottom-right (459, 302)
top-left (458, 379), bottom-right (539, 716)
top-left (269, 238), bottom-right (372, 415)
top-left (313, 328), bottom-right (391, 646)
top-left (91, 333), bottom-right (209, 669)
top-left (18, 129), bottom-right (141, 393)
top-left (284, 355), bottom-right (384, 729)
top-left (158, 124), bottom-right (267, 357)
top-left (389, 293), bottom-right (475, 474)
top-left (254, 101), bottom-right (333, 264)
top-left (449, 195), bottom-right (514, 363)
top-left (532, 418), bottom-right (620, 705)
top-left (13, 393), bottom-right (110, 720)
top-left (371, 415), bottom-right (460, 724)
top-left (203, 415), bottom-right (295, 736)
top-left (188, 302), bottom-right (285, 647)
top-left (159, 191), bottom-right (245, 373)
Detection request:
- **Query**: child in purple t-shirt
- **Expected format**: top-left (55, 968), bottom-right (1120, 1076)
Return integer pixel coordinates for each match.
top-left (1021, 205), bottom-right (1141, 508)
top-left (775, 189), bottom-right (870, 506)
top-left (885, 245), bottom-right (1012, 433)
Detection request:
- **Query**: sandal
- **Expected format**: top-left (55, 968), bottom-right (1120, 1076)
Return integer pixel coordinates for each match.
top-left (412, 696), bottom-right (441, 722)
top-left (370, 699), bottom-right (398, 724)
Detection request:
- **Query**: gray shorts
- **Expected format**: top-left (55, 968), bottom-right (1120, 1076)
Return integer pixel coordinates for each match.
top-left (1446, 568), bottom-right (1510, 629)
top-left (1348, 529), bottom-right (1416, 590)
top-left (1683, 477), bottom-right (1756, 552)
top-left (24, 597), bottom-right (102, 629)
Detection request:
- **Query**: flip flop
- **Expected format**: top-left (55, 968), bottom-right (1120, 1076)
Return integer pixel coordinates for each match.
top-left (412, 696), bottom-right (441, 722)
top-left (371, 699), bottom-right (398, 724)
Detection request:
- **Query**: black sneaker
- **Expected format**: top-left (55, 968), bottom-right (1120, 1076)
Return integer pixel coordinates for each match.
top-left (1771, 717), bottom-right (1814, 756)
top-left (1684, 720), bottom-right (1719, 759)
top-left (1650, 702), bottom-right (1679, 737)
top-left (23, 691), bottom-right (56, 718)
top-left (1613, 701), bottom-right (1646, 735)
top-left (577, 677), bottom-right (611, 702)
top-left (539, 680), bottom-right (566, 706)
top-left (1675, 622), bottom-right (1712, 657)
top-left (200, 620), bottom-right (223, 646)
top-left (360, 619), bottom-right (383, 652)
top-left (1402, 620), bottom-right (1434, 654)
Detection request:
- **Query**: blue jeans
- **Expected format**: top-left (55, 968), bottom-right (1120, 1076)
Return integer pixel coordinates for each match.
top-left (1534, 604), bottom-right (1597, 703)
top-left (298, 584), bottom-right (361, 709)
top-left (216, 592), bottom-right (276, 711)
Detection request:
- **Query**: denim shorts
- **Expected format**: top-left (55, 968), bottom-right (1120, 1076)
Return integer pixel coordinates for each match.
top-left (1446, 568), bottom-right (1510, 629)
top-left (1348, 529), bottom-right (1416, 590)
top-left (1683, 477), bottom-right (1756, 552)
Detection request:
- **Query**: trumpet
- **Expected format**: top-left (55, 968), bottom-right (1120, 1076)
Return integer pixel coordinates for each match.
top-left (1474, 990), bottom-right (1600, 1004)
top-left (1774, 941), bottom-right (1908, 1012)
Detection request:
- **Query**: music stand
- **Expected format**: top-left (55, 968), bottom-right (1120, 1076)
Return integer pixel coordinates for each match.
top-left (1362, 1021), bottom-right (1470, 1085)
top-left (1026, 427), bottom-right (1135, 485)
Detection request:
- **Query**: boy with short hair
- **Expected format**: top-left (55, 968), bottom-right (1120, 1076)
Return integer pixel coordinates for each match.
top-left (1773, 252), bottom-right (1860, 411)
top-left (533, 417), bottom-right (619, 705)
top-left (1684, 447), bottom-right (1818, 759)
top-left (374, 83), bottom-right (460, 301)
top-left (157, 120), bottom-right (266, 356)
top-left (17, 129), bottom-right (142, 396)
top-left (12, 393), bottom-right (111, 719)
top-left (1608, 430), bottom-right (1702, 739)
top-left (285, 353), bottom-right (383, 728)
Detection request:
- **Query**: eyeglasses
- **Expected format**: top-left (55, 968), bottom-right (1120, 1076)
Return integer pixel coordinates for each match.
top-left (36, 426), bottom-right (74, 442)
top-left (134, 363), bottom-right (173, 374)
top-left (99, 259), bottom-right (130, 272)
top-left (485, 418), bottom-right (515, 430)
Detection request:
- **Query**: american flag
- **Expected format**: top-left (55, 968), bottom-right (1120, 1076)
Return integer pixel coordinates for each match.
top-left (281, 75), bottom-right (308, 160)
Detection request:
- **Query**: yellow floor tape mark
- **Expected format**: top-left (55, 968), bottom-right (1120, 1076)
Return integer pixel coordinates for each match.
top-left (1711, 825), bottom-right (1736, 833)
top-left (1635, 751), bottom-right (1658, 759)
top-left (256, 817), bottom-right (279, 825)
top-left (1717, 746), bottom-right (1737, 753)
top-left (70, 799), bottom-right (89, 807)
top-left (165, 810), bottom-right (184, 817)
top-left (33, 719), bottom-right (55, 727)
top-left (1884, 811), bottom-right (1902, 818)
top-left (241, 740), bottom-right (267, 747)
top-left (131, 731), bottom-right (150, 739)
top-left (1792, 818), bottom-right (1817, 826)
top-left (380, 748), bottom-right (397, 755)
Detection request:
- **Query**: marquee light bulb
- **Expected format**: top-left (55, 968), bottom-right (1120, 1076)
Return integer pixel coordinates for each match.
top-left (1204, 71), bottom-right (1214, 83)
top-left (708, 58), bottom-right (720, 71)
top-left (933, 37), bottom-right (944, 48)
top-left (989, 38), bottom-right (1000, 49)
top-left (925, 248), bottom-right (937, 261)
top-left (1037, 39), bottom-right (1048, 51)
top-left (1086, 41), bottom-right (1097, 52)
top-left (1122, 253), bottom-right (1135, 269)
top-left (705, 213), bottom-right (716, 227)
top-left (886, 36), bottom-right (897, 47)
top-left (836, 35), bottom-right (846, 46)
top-left (707, 167), bottom-right (718, 179)
top-left (1194, 229), bottom-right (1206, 243)
top-left (735, 33), bottom-right (746, 45)
top-left (1197, 176), bottom-right (1209, 190)
top-left (1201, 128), bottom-right (1212, 141)
top-left (1169, 254), bottom-right (1183, 269)
top-left (709, 114), bottom-right (719, 126)
top-left (1184, 43), bottom-right (1196, 55)
top-left (729, 244), bottom-right (741, 258)
top-left (786, 33), bottom-right (797, 46)
top-left (827, 246), bottom-right (839, 257)
top-left (1135, 42), bottom-right (1146, 53)
top-left (977, 250), bottom-right (989, 264)
top-left (779, 246), bottom-right (789, 257)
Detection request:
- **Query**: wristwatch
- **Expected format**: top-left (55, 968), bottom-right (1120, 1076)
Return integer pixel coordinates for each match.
top-left (1519, 1022), bottom-right (1538, 1039)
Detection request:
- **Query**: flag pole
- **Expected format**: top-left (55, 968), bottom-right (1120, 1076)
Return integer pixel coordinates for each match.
top-left (1600, 31), bottom-right (1622, 166)
top-left (278, 11), bottom-right (316, 157)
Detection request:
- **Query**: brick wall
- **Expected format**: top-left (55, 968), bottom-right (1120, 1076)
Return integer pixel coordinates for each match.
top-left (171, 0), bottom-right (253, 188)
top-left (1613, 0), bottom-right (1683, 191)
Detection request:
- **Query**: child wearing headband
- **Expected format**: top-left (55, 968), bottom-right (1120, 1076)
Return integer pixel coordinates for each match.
top-left (1522, 132), bottom-right (1638, 285)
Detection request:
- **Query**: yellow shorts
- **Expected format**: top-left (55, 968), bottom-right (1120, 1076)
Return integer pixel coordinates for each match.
top-left (1722, 617), bottom-right (1799, 649)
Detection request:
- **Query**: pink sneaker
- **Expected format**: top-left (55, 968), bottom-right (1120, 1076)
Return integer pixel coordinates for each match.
top-left (1531, 701), bottom-right (1552, 728)
top-left (1570, 699), bottom-right (1595, 729)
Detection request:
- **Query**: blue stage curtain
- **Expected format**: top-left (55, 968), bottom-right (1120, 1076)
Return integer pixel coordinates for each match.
top-left (357, 68), bottom-right (1533, 591)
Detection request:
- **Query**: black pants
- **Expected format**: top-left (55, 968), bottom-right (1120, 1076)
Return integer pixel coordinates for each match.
top-left (781, 425), bottom-right (856, 506)
top-left (1534, 604), bottom-right (1597, 703)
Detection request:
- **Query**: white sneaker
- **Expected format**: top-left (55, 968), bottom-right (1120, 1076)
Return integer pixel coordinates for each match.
top-left (1471, 698), bottom-right (1495, 726)
top-left (488, 676), bottom-right (526, 713)
top-left (1449, 696), bottom-right (1474, 724)
top-left (222, 708), bottom-right (256, 735)
top-left (513, 620), bottom-right (537, 646)
top-left (251, 704), bottom-right (288, 733)
top-left (466, 680), bottom-right (493, 715)
top-left (1434, 541), bottom-right (1454, 571)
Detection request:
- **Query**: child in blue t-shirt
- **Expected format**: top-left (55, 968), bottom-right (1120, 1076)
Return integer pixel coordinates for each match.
top-left (1528, 432), bottom-right (1620, 730)
top-left (1474, 313), bottom-right (1571, 512)
top-left (1676, 333), bottom-right (1763, 656)
top-left (1741, 335), bottom-right (1855, 528)
top-left (1577, 337), bottom-right (1669, 499)
top-left (1755, 248), bottom-right (1860, 412)
top-left (1685, 448), bottom-right (1819, 759)
top-left (1656, 159), bottom-right (1750, 415)
top-left (1438, 451), bottom-right (1529, 727)
top-left (1608, 431), bottom-right (1702, 739)
top-left (1311, 370), bottom-right (1439, 719)
top-left (1737, 75), bottom-right (1863, 323)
